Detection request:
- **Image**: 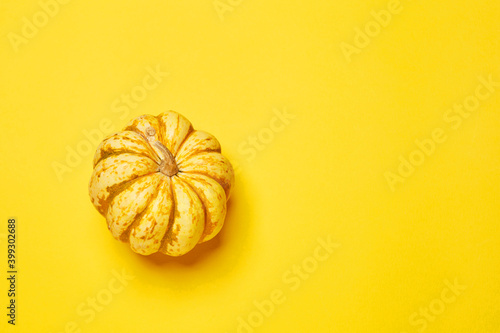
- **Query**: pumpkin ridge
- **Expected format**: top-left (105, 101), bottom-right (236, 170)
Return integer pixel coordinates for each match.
top-left (159, 177), bottom-right (177, 253)
top-left (179, 170), bottom-right (230, 199)
top-left (94, 151), bottom-right (159, 169)
top-left (158, 111), bottom-right (194, 155)
top-left (120, 178), bottom-right (163, 243)
top-left (174, 126), bottom-right (195, 158)
top-left (179, 173), bottom-right (226, 242)
top-left (176, 148), bottom-right (222, 167)
top-left (174, 114), bottom-right (180, 146)
top-left (176, 124), bottom-right (194, 155)
top-left (155, 113), bottom-right (167, 149)
top-left (94, 131), bottom-right (161, 166)
top-left (175, 131), bottom-right (222, 164)
top-left (103, 171), bottom-right (159, 217)
top-left (172, 113), bottom-right (185, 154)
top-left (128, 178), bottom-right (172, 254)
top-left (177, 176), bottom-right (210, 244)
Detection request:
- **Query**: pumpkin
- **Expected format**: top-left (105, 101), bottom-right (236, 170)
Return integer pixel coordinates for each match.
top-left (89, 111), bottom-right (234, 256)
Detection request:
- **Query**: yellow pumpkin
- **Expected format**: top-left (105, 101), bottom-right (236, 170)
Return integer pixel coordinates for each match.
top-left (89, 111), bottom-right (234, 256)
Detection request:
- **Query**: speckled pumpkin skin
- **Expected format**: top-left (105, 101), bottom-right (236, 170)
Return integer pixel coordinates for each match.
top-left (89, 111), bottom-right (234, 256)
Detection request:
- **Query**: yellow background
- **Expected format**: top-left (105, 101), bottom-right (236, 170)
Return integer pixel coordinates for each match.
top-left (1, 0), bottom-right (499, 332)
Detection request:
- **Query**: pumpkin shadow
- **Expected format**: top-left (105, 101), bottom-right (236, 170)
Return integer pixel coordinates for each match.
top-left (138, 187), bottom-right (241, 267)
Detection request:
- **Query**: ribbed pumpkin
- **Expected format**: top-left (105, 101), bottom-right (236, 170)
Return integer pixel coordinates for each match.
top-left (89, 111), bottom-right (234, 256)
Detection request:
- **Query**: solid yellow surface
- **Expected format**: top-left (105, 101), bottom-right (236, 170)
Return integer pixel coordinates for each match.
top-left (1, 0), bottom-right (499, 332)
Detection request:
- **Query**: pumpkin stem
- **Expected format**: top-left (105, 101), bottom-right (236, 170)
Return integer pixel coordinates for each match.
top-left (146, 128), bottom-right (179, 177)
